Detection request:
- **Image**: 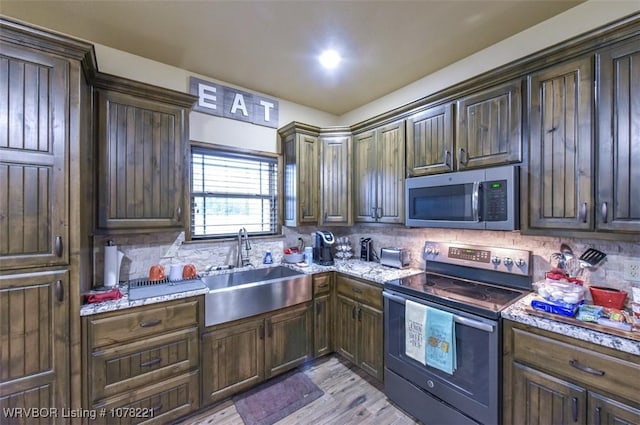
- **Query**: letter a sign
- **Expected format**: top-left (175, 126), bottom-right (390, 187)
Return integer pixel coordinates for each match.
top-left (189, 76), bottom-right (279, 128)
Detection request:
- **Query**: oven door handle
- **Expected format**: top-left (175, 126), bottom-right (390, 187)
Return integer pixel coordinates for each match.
top-left (383, 291), bottom-right (495, 333)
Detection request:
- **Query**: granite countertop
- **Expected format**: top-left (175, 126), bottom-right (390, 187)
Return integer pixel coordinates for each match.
top-left (502, 293), bottom-right (640, 356)
top-left (80, 259), bottom-right (423, 317)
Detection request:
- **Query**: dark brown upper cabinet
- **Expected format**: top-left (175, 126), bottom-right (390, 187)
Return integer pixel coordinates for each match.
top-left (93, 75), bottom-right (196, 231)
top-left (456, 79), bottom-right (522, 170)
top-left (596, 36), bottom-right (640, 234)
top-left (406, 103), bottom-right (454, 177)
top-left (527, 56), bottom-right (594, 232)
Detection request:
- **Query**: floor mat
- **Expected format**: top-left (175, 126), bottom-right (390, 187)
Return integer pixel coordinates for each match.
top-left (232, 371), bottom-right (324, 425)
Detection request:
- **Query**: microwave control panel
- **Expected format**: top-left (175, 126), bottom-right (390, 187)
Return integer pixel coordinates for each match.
top-left (483, 179), bottom-right (508, 221)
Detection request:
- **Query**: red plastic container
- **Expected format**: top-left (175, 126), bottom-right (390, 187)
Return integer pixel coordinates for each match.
top-left (589, 286), bottom-right (627, 309)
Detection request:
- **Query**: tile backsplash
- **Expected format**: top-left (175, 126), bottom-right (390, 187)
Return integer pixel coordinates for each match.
top-left (91, 226), bottom-right (639, 306)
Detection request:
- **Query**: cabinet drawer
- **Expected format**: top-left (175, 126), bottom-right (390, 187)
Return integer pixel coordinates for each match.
top-left (512, 328), bottom-right (640, 402)
top-left (89, 300), bottom-right (198, 347)
top-left (90, 328), bottom-right (198, 402)
top-left (313, 273), bottom-right (332, 295)
top-left (93, 370), bottom-right (199, 425)
top-left (337, 276), bottom-right (382, 309)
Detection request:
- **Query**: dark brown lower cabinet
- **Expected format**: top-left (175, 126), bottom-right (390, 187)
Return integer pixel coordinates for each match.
top-left (334, 275), bottom-right (384, 381)
top-left (504, 320), bottom-right (640, 425)
top-left (201, 302), bottom-right (313, 406)
top-left (313, 273), bottom-right (333, 357)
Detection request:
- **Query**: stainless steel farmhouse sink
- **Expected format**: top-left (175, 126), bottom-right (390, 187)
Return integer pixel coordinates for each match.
top-left (203, 266), bottom-right (311, 326)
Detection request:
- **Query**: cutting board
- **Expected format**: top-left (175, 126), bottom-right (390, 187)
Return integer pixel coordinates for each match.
top-left (524, 305), bottom-right (640, 342)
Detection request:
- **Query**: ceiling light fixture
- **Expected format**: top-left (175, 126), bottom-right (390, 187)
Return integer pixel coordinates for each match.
top-left (319, 49), bottom-right (341, 70)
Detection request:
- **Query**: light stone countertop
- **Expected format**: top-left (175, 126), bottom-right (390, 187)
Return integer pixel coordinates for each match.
top-left (502, 293), bottom-right (640, 356)
top-left (79, 259), bottom-right (422, 317)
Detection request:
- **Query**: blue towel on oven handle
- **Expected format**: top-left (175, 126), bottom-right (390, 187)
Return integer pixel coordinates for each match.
top-left (425, 306), bottom-right (457, 374)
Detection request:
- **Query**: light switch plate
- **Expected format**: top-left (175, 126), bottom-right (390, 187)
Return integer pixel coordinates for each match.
top-left (623, 260), bottom-right (640, 282)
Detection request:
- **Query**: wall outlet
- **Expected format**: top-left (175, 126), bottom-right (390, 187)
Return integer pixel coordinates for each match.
top-left (624, 260), bottom-right (640, 282)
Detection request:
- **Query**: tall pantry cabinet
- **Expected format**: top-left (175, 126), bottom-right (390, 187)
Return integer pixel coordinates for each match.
top-left (0, 19), bottom-right (96, 417)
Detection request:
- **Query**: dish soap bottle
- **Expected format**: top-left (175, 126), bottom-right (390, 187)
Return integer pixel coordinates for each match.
top-left (263, 251), bottom-right (273, 264)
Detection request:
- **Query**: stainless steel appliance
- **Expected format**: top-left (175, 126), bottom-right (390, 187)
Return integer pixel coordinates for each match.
top-left (312, 230), bottom-right (335, 265)
top-left (405, 164), bottom-right (519, 230)
top-left (380, 247), bottom-right (410, 269)
top-left (383, 241), bottom-right (532, 425)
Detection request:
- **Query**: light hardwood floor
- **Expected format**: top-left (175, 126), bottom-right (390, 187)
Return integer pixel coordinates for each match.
top-left (178, 355), bottom-right (420, 425)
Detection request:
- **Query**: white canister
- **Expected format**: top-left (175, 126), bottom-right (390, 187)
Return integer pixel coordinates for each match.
top-left (168, 264), bottom-right (184, 282)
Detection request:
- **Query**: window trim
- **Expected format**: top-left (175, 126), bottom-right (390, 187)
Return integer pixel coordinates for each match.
top-left (186, 141), bottom-right (283, 241)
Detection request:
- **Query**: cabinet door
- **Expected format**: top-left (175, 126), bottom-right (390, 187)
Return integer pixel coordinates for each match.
top-left (377, 121), bottom-right (405, 224)
top-left (353, 130), bottom-right (377, 223)
top-left (201, 318), bottom-right (264, 405)
top-left (597, 37), bottom-right (640, 233)
top-left (406, 103), bottom-right (454, 176)
top-left (456, 80), bottom-right (522, 170)
top-left (589, 392), bottom-right (640, 425)
top-left (0, 43), bottom-right (69, 270)
top-left (314, 293), bottom-right (332, 357)
top-left (0, 270), bottom-right (69, 415)
top-left (335, 295), bottom-right (357, 363)
top-left (512, 362), bottom-right (587, 425)
top-left (296, 134), bottom-right (319, 224)
top-left (320, 135), bottom-right (352, 225)
top-left (265, 303), bottom-right (313, 378)
top-left (528, 56), bottom-right (593, 231)
top-left (357, 303), bottom-right (384, 381)
top-left (97, 89), bottom-right (186, 230)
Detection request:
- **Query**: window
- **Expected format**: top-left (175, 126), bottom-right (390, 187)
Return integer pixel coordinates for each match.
top-left (191, 147), bottom-right (279, 238)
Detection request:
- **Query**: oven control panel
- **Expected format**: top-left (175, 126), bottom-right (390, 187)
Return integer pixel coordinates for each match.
top-left (423, 241), bottom-right (531, 276)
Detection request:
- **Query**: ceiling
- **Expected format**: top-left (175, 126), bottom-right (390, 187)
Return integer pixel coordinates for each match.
top-left (1, 1), bottom-right (584, 115)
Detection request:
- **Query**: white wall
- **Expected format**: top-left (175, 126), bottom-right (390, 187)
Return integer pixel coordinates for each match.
top-left (340, 0), bottom-right (640, 125)
top-left (93, 43), bottom-right (339, 153)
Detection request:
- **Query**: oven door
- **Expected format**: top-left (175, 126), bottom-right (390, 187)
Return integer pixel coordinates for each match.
top-left (383, 289), bottom-right (500, 425)
top-left (405, 170), bottom-right (485, 229)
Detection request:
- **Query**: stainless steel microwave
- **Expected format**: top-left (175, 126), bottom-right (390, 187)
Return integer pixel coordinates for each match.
top-left (405, 165), bottom-right (519, 230)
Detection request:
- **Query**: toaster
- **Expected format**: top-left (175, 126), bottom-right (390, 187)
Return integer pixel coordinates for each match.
top-left (380, 247), bottom-right (410, 269)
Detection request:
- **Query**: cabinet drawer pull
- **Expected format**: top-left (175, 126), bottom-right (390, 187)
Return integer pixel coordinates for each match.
top-left (139, 319), bottom-right (162, 328)
top-left (55, 236), bottom-right (63, 257)
top-left (571, 396), bottom-right (578, 422)
top-left (318, 283), bottom-right (328, 289)
top-left (579, 202), bottom-right (588, 223)
top-left (600, 202), bottom-right (608, 223)
top-left (352, 288), bottom-right (363, 294)
top-left (569, 359), bottom-right (604, 376)
top-left (140, 357), bottom-right (162, 367)
top-left (55, 280), bottom-right (64, 302)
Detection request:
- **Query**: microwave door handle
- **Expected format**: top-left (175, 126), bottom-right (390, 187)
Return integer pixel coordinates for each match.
top-left (382, 292), bottom-right (494, 333)
top-left (472, 181), bottom-right (480, 222)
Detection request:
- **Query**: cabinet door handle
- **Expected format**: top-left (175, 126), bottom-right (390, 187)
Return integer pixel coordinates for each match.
top-left (139, 319), bottom-right (161, 328)
top-left (259, 324), bottom-right (265, 340)
top-left (55, 280), bottom-right (64, 302)
top-left (571, 397), bottom-right (578, 422)
top-left (302, 207), bottom-right (307, 217)
top-left (140, 357), bottom-right (162, 367)
top-left (324, 211), bottom-right (328, 222)
top-left (316, 302), bottom-right (321, 316)
top-left (594, 407), bottom-right (602, 425)
top-left (267, 321), bottom-right (273, 338)
top-left (600, 202), bottom-right (608, 223)
top-left (177, 206), bottom-right (182, 221)
top-left (569, 359), bottom-right (604, 376)
top-left (358, 307), bottom-right (362, 321)
top-left (579, 202), bottom-right (588, 223)
top-left (371, 206), bottom-right (376, 219)
top-left (352, 305), bottom-right (356, 320)
top-left (458, 148), bottom-right (468, 168)
top-left (55, 236), bottom-right (63, 257)
top-left (444, 150), bottom-right (452, 169)
top-left (376, 207), bottom-right (382, 219)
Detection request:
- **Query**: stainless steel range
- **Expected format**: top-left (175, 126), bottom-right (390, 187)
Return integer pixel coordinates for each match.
top-left (383, 241), bottom-right (532, 425)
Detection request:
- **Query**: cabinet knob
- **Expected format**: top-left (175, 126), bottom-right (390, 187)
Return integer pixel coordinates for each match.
top-left (600, 202), bottom-right (608, 223)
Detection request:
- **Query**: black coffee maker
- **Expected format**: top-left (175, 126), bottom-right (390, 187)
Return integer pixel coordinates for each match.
top-left (312, 230), bottom-right (335, 265)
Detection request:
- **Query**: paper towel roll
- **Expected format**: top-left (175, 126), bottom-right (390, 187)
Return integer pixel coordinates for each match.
top-left (103, 245), bottom-right (119, 288)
